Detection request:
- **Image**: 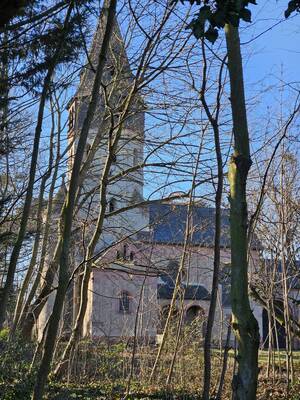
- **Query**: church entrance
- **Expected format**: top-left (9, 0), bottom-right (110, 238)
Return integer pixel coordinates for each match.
top-left (185, 305), bottom-right (204, 324)
top-left (185, 305), bottom-right (206, 336)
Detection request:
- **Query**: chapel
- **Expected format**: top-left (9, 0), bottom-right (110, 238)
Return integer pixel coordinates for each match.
top-left (38, 5), bottom-right (266, 345)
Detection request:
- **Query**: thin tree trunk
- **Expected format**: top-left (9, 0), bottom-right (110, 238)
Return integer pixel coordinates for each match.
top-left (53, 124), bottom-right (117, 376)
top-left (32, 2), bottom-right (117, 398)
top-left (225, 23), bottom-right (259, 400)
top-left (266, 303), bottom-right (273, 378)
top-left (279, 153), bottom-right (294, 391)
top-left (201, 42), bottom-right (225, 400)
top-left (125, 277), bottom-right (146, 398)
top-left (0, 3), bottom-right (74, 329)
top-left (150, 133), bottom-right (204, 380)
top-left (166, 288), bottom-right (185, 385)
top-left (0, 30), bottom-right (9, 185)
top-left (216, 322), bottom-right (232, 400)
top-left (11, 103), bottom-right (55, 336)
top-left (19, 98), bottom-right (63, 339)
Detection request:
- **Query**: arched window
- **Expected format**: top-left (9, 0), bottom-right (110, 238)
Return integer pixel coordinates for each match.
top-left (119, 291), bottom-right (131, 313)
top-left (68, 105), bottom-right (76, 130)
top-left (129, 251), bottom-right (134, 261)
top-left (123, 243), bottom-right (127, 259)
top-left (109, 198), bottom-right (116, 213)
top-left (133, 148), bottom-right (138, 166)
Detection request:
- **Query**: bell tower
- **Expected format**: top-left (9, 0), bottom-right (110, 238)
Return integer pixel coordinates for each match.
top-left (37, 7), bottom-right (152, 342)
top-left (67, 9), bottom-right (148, 249)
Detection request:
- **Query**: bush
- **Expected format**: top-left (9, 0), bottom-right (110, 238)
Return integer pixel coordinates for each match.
top-left (0, 336), bottom-right (35, 400)
top-left (0, 329), bottom-right (9, 342)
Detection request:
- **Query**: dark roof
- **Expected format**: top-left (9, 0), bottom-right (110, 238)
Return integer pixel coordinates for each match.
top-left (158, 283), bottom-right (210, 300)
top-left (148, 203), bottom-right (230, 247)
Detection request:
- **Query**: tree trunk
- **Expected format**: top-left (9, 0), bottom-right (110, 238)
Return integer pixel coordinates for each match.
top-left (201, 42), bottom-right (225, 400)
top-left (11, 106), bottom-right (55, 336)
top-left (53, 134), bottom-right (115, 376)
top-left (216, 322), bottom-right (232, 400)
top-left (32, 1), bottom-right (117, 398)
top-left (225, 23), bottom-right (259, 400)
top-left (0, 69), bottom-right (53, 330)
top-left (0, 4), bottom-right (74, 329)
top-left (18, 100), bottom-right (62, 339)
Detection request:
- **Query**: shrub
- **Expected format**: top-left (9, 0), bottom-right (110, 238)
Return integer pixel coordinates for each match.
top-left (0, 336), bottom-right (35, 400)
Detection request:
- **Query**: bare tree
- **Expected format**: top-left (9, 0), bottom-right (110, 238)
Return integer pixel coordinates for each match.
top-left (32, 1), bottom-right (117, 398)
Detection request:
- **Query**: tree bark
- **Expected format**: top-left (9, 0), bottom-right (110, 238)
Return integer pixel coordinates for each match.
top-left (32, 1), bottom-right (117, 398)
top-left (18, 99), bottom-right (63, 339)
top-left (225, 23), bottom-right (259, 400)
top-left (0, 3), bottom-right (74, 329)
top-left (201, 43), bottom-right (225, 400)
top-left (216, 322), bottom-right (232, 400)
top-left (11, 104), bottom-right (55, 336)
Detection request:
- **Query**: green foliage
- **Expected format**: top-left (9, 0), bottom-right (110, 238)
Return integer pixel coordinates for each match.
top-left (0, 337), bottom-right (35, 400)
top-left (0, 328), bottom-right (9, 341)
top-left (180, 0), bottom-right (257, 43)
top-left (1, 0), bottom-right (94, 107)
top-left (285, 0), bottom-right (300, 17)
top-left (97, 343), bottom-right (126, 380)
top-left (180, 0), bottom-right (300, 43)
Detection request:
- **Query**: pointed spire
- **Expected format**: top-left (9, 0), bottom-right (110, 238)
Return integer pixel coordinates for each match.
top-left (76, 3), bottom-right (133, 98)
top-left (71, 2), bottom-right (145, 139)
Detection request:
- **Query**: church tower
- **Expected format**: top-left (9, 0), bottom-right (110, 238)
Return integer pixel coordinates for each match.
top-left (67, 7), bottom-right (148, 250)
top-left (65, 8), bottom-right (159, 341)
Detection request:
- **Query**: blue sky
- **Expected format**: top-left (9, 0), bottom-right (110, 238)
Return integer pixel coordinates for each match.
top-left (143, 1), bottom-right (300, 200)
top-left (241, 1), bottom-right (299, 109)
top-left (36, 1), bottom-right (300, 203)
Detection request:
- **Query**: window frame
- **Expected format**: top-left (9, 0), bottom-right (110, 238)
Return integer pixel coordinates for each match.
top-left (119, 290), bottom-right (131, 314)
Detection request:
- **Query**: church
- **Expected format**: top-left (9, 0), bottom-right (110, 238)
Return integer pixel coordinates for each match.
top-left (38, 8), bottom-right (266, 345)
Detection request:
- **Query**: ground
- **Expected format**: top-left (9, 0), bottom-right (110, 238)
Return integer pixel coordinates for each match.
top-left (45, 349), bottom-right (300, 400)
top-left (2, 334), bottom-right (299, 400)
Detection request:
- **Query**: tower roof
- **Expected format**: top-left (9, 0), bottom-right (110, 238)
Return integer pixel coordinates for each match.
top-left (76, 6), bottom-right (135, 98)
top-left (71, 4), bottom-right (145, 138)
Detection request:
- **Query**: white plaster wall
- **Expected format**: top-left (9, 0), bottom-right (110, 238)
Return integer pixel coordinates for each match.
top-left (90, 267), bottom-right (157, 339)
top-left (76, 128), bottom-right (149, 250)
top-left (144, 244), bottom-right (233, 342)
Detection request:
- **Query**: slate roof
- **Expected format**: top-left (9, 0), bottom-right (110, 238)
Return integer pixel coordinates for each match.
top-left (157, 283), bottom-right (211, 300)
top-left (148, 203), bottom-right (231, 247)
